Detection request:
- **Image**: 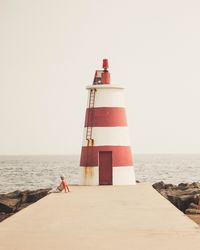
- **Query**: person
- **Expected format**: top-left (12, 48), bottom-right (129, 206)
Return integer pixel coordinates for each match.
top-left (57, 175), bottom-right (70, 193)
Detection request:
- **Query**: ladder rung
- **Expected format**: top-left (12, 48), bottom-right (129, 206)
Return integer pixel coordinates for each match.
top-left (86, 88), bottom-right (96, 141)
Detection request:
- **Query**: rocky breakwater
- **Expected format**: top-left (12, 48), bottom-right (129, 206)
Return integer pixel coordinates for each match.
top-left (153, 181), bottom-right (200, 225)
top-left (0, 188), bottom-right (50, 222)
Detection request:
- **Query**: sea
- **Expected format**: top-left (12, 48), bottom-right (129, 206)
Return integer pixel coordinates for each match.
top-left (0, 154), bottom-right (200, 193)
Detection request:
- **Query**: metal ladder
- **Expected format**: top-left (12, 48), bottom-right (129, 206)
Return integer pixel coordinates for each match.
top-left (86, 88), bottom-right (96, 146)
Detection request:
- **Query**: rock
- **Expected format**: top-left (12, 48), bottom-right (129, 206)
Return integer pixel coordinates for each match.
top-left (188, 182), bottom-right (200, 189)
top-left (0, 188), bottom-right (51, 223)
top-left (164, 183), bottom-right (175, 189)
top-left (26, 189), bottom-right (50, 203)
top-left (152, 181), bottom-right (166, 191)
top-left (178, 183), bottom-right (190, 190)
top-left (152, 181), bottom-right (200, 213)
top-left (4, 190), bottom-right (23, 199)
top-left (185, 208), bottom-right (200, 215)
top-left (167, 194), bottom-right (198, 212)
top-left (0, 212), bottom-right (11, 222)
top-left (0, 198), bottom-right (21, 213)
top-left (188, 202), bottom-right (200, 209)
top-left (152, 181), bottom-right (176, 191)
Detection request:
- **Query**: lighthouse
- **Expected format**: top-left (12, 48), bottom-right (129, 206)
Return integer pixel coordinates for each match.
top-left (80, 59), bottom-right (136, 185)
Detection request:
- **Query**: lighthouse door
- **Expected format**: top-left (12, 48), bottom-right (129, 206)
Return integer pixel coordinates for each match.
top-left (99, 151), bottom-right (112, 185)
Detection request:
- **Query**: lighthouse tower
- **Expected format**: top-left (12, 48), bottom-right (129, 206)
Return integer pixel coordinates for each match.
top-left (80, 59), bottom-right (136, 185)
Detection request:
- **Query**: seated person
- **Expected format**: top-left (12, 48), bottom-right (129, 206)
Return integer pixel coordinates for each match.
top-left (57, 175), bottom-right (70, 192)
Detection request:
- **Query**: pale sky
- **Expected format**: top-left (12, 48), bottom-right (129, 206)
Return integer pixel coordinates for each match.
top-left (0, 0), bottom-right (200, 155)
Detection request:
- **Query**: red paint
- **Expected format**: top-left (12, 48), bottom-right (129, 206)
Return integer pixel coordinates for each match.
top-left (101, 71), bottom-right (110, 84)
top-left (84, 107), bottom-right (127, 127)
top-left (101, 59), bottom-right (110, 84)
top-left (80, 146), bottom-right (133, 166)
top-left (103, 59), bottom-right (109, 69)
top-left (99, 151), bottom-right (112, 185)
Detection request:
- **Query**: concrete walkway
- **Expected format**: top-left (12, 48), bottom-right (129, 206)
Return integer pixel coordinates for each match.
top-left (0, 184), bottom-right (200, 250)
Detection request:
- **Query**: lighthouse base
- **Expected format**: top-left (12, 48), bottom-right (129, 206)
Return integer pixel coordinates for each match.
top-left (80, 166), bottom-right (136, 185)
top-left (113, 166), bottom-right (136, 185)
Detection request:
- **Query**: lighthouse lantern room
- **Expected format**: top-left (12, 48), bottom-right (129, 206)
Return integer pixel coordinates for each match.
top-left (80, 59), bottom-right (136, 185)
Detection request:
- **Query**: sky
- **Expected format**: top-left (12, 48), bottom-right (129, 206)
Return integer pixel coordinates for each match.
top-left (0, 0), bottom-right (200, 155)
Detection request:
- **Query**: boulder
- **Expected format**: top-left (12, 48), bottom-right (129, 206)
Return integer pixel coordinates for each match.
top-left (167, 194), bottom-right (198, 212)
top-left (26, 189), bottom-right (50, 203)
top-left (188, 182), bottom-right (200, 189)
top-left (0, 188), bottom-right (51, 223)
top-left (185, 208), bottom-right (200, 215)
top-left (178, 183), bottom-right (190, 190)
top-left (0, 212), bottom-right (11, 222)
top-left (0, 197), bottom-right (21, 213)
top-left (188, 202), bottom-right (200, 209)
top-left (153, 181), bottom-right (200, 213)
top-left (152, 181), bottom-right (166, 191)
top-left (152, 181), bottom-right (176, 191)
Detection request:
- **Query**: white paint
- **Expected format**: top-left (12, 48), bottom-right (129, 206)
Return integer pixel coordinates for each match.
top-left (80, 166), bottom-right (99, 185)
top-left (82, 127), bottom-right (131, 146)
top-left (86, 85), bottom-right (125, 108)
top-left (80, 166), bottom-right (135, 185)
top-left (86, 84), bottom-right (124, 90)
top-left (113, 166), bottom-right (136, 185)
top-left (81, 83), bottom-right (136, 186)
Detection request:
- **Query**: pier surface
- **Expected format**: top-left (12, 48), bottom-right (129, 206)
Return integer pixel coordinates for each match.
top-left (0, 183), bottom-right (200, 250)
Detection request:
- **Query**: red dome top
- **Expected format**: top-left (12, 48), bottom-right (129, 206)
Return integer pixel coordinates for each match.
top-left (103, 59), bottom-right (109, 69)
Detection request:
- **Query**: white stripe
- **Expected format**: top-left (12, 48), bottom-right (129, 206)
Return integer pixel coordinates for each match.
top-left (86, 84), bottom-right (124, 90)
top-left (82, 127), bottom-right (131, 146)
top-left (80, 166), bottom-right (99, 185)
top-left (113, 166), bottom-right (136, 185)
top-left (87, 87), bottom-right (125, 108)
top-left (79, 166), bottom-right (136, 186)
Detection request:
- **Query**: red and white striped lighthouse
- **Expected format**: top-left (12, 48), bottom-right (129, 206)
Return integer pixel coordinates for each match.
top-left (80, 59), bottom-right (136, 185)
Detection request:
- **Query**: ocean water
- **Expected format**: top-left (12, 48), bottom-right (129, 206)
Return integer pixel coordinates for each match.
top-left (0, 154), bottom-right (200, 193)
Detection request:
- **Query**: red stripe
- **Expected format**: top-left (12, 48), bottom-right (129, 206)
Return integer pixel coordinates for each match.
top-left (80, 146), bottom-right (133, 167)
top-left (84, 107), bottom-right (127, 127)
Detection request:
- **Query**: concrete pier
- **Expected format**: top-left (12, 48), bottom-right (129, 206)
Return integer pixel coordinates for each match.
top-left (0, 183), bottom-right (200, 250)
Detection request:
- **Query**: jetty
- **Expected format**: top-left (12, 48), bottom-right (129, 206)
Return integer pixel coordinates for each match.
top-left (0, 183), bottom-right (200, 250)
